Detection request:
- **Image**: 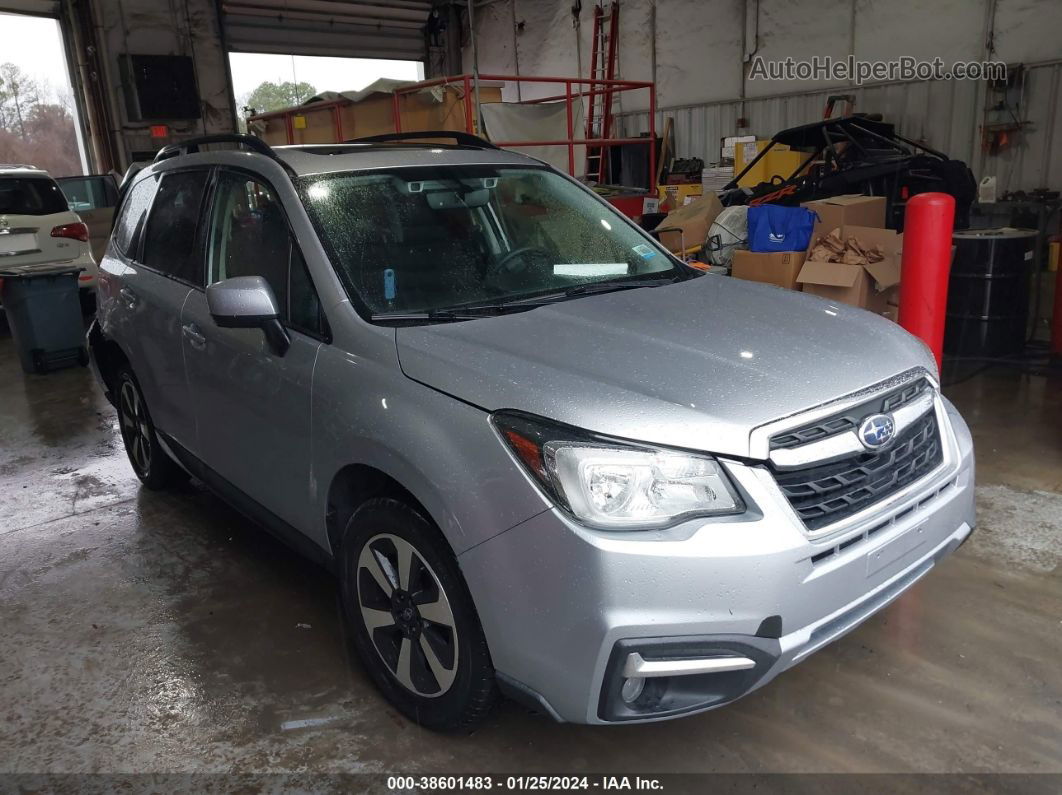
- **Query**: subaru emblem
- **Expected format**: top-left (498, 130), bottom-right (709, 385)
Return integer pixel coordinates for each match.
top-left (859, 413), bottom-right (896, 450)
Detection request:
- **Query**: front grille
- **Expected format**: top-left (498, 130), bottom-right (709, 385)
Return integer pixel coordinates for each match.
top-left (770, 377), bottom-right (930, 450)
top-left (772, 411), bottom-right (943, 531)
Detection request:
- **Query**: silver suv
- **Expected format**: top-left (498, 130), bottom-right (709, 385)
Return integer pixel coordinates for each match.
top-left (89, 133), bottom-right (975, 730)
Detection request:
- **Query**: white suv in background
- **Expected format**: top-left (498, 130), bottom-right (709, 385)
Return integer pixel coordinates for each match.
top-left (0, 164), bottom-right (98, 296)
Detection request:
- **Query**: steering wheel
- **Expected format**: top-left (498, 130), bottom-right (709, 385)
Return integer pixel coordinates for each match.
top-left (486, 246), bottom-right (554, 291)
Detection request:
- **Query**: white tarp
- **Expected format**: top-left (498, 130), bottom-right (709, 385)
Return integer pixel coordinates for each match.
top-left (481, 101), bottom-right (586, 176)
top-left (305, 79), bottom-right (418, 105)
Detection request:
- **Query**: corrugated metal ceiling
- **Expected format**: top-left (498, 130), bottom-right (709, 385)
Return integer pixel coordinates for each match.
top-left (221, 0), bottom-right (431, 61)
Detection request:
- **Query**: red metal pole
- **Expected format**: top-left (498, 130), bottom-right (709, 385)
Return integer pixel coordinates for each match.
top-left (392, 92), bottom-right (402, 133)
top-left (565, 81), bottom-right (575, 176)
top-left (1051, 262), bottom-right (1062, 362)
top-left (463, 75), bottom-right (473, 133)
top-left (648, 84), bottom-right (657, 194)
top-left (898, 192), bottom-right (956, 371)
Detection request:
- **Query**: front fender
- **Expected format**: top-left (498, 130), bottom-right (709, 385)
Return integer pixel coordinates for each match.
top-left (311, 343), bottom-right (551, 555)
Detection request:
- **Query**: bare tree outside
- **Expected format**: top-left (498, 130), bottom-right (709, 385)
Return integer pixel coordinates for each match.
top-left (0, 62), bottom-right (82, 176)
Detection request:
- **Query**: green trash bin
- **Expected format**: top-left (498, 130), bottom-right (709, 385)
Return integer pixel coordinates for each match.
top-left (0, 264), bottom-right (88, 374)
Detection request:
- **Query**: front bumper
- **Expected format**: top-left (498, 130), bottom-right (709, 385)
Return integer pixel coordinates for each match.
top-left (459, 397), bottom-right (975, 724)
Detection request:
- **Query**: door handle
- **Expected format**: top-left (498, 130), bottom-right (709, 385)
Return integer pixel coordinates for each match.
top-left (182, 323), bottom-right (206, 349)
top-left (119, 287), bottom-right (138, 308)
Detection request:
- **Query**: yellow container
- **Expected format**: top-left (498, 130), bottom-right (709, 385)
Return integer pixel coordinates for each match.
top-left (734, 140), bottom-right (812, 188)
top-left (657, 183), bottom-right (703, 205)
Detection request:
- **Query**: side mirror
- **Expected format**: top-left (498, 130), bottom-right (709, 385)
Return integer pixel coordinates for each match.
top-left (206, 275), bottom-right (290, 356)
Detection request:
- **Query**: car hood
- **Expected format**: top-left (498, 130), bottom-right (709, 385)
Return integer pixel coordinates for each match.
top-left (395, 275), bottom-right (936, 458)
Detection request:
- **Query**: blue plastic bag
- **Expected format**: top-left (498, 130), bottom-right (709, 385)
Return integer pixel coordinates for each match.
top-left (747, 205), bottom-right (818, 253)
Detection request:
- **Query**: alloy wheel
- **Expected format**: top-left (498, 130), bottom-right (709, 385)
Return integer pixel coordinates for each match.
top-left (119, 380), bottom-right (152, 475)
top-left (356, 533), bottom-right (459, 697)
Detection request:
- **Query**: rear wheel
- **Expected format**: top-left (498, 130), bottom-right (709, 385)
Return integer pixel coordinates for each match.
top-left (115, 367), bottom-right (184, 489)
top-left (339, 498), bottom-right (497, 731)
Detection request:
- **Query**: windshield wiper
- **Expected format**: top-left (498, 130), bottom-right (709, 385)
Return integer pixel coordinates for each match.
top-left (496, 277), bottom-right (680, 307)
top-left (371, 277), bottom-right (680, 323)
top-left (371, 308), bottom-right (493, 322)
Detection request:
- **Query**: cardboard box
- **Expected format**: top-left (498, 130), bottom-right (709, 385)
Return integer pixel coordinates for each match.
top-left (701, 166), bottom-right (733, 192)
top-left (801, 195), bottom-right (887, 240)
top-left (720, 135), bottom-right (756, 160)
top-left (657, 183), bottom-right (703, 205)
top-left (732, 250), bottom-right (805, 291)
top-left (797, 225), bottom-right (902, 311)
top-left (656, 192), bottom-right (723, 253)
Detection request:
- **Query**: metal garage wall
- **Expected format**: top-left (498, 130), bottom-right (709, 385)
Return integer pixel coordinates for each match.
top-left (617, 60), bottom-right (1062, 194)
top-left (220, 0), bottom-right (430, 60)
top-left (63, 0), bottom-right (239, 170)
top-left (469, 0), bottom-right (1062, 194)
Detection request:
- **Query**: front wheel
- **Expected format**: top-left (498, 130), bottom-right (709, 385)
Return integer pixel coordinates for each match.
top-left (339, 498), bottom-right (498, 731)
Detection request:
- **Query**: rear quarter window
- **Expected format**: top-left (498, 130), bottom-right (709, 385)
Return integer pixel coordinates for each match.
top-left (0, 176), bottom-right (69, 215)
top-left (112, 175), bottom-right (159, 258)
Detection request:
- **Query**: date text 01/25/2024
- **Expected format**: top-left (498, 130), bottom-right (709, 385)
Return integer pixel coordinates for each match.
top-left (385, 776), bottom-right (664, 791)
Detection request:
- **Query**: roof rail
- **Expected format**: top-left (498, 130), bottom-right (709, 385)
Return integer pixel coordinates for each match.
top-left (345, 130), bottom-right (500, 150)
top-left (153, 134), bottom-right (296, 175)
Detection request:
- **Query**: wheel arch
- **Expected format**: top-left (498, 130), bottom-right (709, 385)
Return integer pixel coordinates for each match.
top-left (325, 463), bottom-right (440, 558)
top-left (88, 322), bottom-right (130, 403)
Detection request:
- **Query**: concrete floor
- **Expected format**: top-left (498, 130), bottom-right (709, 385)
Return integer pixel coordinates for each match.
top-left (1, 328), bottom-right (1060, 777)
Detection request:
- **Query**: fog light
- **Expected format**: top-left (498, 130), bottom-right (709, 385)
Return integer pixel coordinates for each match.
top-left (620, 676), bottom-right (645, 704)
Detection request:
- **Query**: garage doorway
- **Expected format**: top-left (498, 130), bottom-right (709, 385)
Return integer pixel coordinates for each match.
top-left (219, 0), bottom-right (428, 134)
top-left (0, 9), bottom-right (88, 177)
top-left (229, 53), bottom-right (423, 131)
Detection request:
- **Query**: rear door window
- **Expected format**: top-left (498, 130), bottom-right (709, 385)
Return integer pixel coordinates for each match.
top-left (141, 170), bottom-right (210, 286)
top-left (0, 177), bottom-right (69, 215)
top-left (112, 176), bottom-right (158, 258)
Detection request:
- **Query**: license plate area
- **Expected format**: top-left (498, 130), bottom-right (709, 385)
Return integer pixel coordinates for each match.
top-left (0, 232), bottom-right (38, 256)
top-left (866, 523), bottom-right (928, 577)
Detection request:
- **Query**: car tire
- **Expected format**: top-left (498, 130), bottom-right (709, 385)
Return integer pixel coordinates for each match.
top-left (115, 367), bottom-right (185, 490)
top-left (338, 498), bottom-right (498, 732)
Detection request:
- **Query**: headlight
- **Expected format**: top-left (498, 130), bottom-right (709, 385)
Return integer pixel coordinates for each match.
top-left (493, 411), bottom-right (744, 530)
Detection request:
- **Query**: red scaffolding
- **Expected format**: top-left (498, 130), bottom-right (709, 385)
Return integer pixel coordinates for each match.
top-left (392, 74), bottom-right (656, 192)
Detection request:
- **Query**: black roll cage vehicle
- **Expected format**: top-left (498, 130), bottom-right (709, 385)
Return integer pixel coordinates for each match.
top-left (719, 115), bottom-right (977, 230)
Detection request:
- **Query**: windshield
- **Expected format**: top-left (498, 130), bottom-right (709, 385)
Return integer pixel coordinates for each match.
top-left (298, 165), bottom-right (688, 317)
